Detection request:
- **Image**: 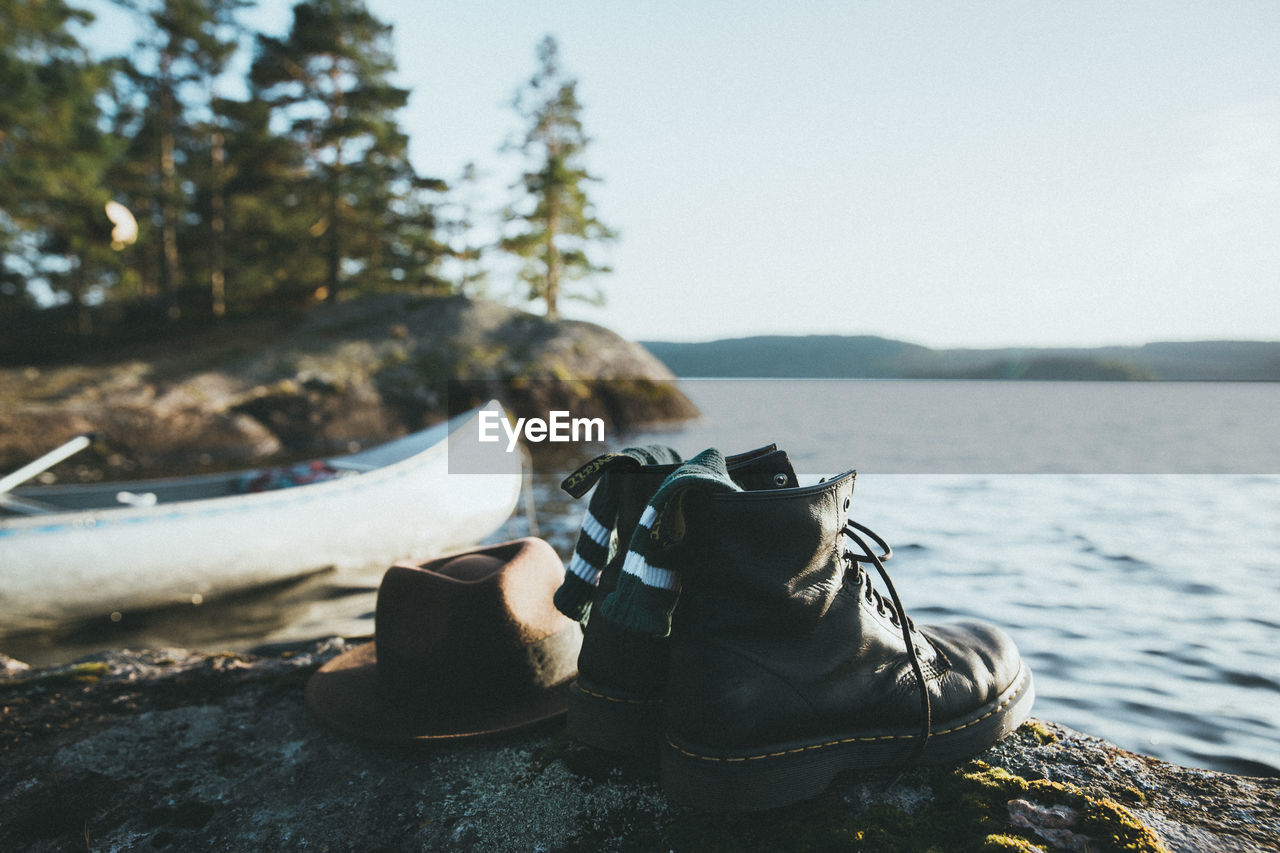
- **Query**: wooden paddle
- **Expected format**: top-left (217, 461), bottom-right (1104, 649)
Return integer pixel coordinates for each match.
top-left (0, 434), bottom-right (94, 495)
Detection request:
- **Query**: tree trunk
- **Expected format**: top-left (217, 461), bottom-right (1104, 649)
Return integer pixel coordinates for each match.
top-left (545, 191), bottom-right (561, 321)
top-left (545, 282), bottom-right (559, 321)
top-left (158, 54), bottom-right (182, 319)
top-left (326, 166), bottom-right (341, 302)
top-left (210, 123), bottom-right (227, 317)
top-left (545, 236), bottom-right (560, 322)
top-left (72, 256), bottom-right (91, 339)
top-left (324, 59), bottom-right (343, 303)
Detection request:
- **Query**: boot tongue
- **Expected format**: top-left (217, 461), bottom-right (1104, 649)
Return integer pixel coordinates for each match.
top-left (730, 449), bottom-right (799, 490)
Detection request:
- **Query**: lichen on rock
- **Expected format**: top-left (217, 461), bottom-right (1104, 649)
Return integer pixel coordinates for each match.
top-left (2, 643), bottom-right (1277, 851)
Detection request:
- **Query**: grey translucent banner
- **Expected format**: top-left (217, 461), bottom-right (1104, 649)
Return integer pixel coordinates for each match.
top-left (447, 379), bottom-right (1280, 475)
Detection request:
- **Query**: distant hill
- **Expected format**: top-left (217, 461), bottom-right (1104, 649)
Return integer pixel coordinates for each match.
top-left (640, 336), bottom-right (1280, 380)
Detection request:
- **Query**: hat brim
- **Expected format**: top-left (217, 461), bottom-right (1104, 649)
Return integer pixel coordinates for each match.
top-left (305, 642), bottom-right (572, 742)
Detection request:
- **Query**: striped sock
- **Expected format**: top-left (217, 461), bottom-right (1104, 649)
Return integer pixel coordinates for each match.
top-left (552, 445), bottom-right (682, 622)
top-left (601, 448), bottom-right (742, 636)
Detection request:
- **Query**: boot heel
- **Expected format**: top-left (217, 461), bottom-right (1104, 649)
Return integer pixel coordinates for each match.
top-left (568, 681), bottom-right (662, 759)
top-left (662, 666), bottom-right (1036, 811)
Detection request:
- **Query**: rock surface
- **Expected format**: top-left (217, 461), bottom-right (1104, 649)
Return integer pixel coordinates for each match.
top-left (2, 644), bottom-right (1276, 852)
top-left (0, 294), bottom-right (696, 479)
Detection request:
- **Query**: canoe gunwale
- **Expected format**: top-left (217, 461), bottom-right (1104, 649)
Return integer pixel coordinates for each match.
top-left (2, 407), bottom-right (471, 518)
top-left (0, 403), bottom-right (522, 631)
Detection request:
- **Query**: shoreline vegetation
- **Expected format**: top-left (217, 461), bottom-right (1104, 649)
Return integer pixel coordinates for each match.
top-left (3, 5), bottom-right (617, 397)
top-left (2, 642), bottom-right (1276, 851)
top-left (642, 336), bottom-right (1280, 381)
top-left (5, 289), bottom-right (1277, 484)
top-left (0, 293), bottom-right (695, 482)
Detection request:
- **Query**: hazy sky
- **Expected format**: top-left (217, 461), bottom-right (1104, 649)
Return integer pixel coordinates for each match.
top-left (85, 1), bottom-right (1280, 347)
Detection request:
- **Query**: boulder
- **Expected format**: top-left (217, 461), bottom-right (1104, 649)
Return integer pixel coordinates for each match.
top-left (0, 295), bottom-right (695, 480)
top-left (2, 643), bottom-right (1275, 851)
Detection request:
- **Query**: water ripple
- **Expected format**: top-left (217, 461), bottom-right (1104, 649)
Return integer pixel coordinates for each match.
top-left (1221, 670), bottom-right (1280, 693)
top-left (1181, 752), bottom-right (1280, 778)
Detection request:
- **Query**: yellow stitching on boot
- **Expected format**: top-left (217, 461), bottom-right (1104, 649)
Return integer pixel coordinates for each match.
top-left (574, 683), bottom-right (663, 706)
top-left (667, 669), bottom-right (1029, 764)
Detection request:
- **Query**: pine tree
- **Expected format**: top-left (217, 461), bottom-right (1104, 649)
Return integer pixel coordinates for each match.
top-left (180, 0), bottom-right (252, 317)
top-left (502, 35), bottom-right (616, 321)
top-left (441, 162), bottom-right (491, 296)
top-left (250, 0), bottom-right (444, 301)
top-left (110, 0), bottom-right (249, 317)
top-left (0, 0), bottom-right (123, 335)
top-left (216, 92), bottom-right (325, 304)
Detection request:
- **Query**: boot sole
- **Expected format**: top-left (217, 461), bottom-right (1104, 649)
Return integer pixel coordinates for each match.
top-left (661, 664), bottom-right (1035, 811)
top-left (568, 680), bottom-right (663, 759)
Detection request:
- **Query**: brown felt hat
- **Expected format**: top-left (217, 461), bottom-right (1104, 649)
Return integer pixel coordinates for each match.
top-left (305, 537), bottom-right (582, 742)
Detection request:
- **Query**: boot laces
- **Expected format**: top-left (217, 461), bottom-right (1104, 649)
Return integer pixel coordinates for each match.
top-left (842, 519), bottom-right (933, 764)
top-left (841, 521), bottom-right (907, 627)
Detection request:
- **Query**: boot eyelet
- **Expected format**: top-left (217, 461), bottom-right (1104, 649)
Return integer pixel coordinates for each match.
top-left (773, 473), bottom-right (788, 487)
top-left (843, 496), bottom-right (851, 510)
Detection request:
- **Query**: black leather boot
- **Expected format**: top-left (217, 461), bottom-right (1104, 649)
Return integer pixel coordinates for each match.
top-left (643, 466), bottom-right (1033, 810)
top-left (558, 445), bottom-right (799, 758)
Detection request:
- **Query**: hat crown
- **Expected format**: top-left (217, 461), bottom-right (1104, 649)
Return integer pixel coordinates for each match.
top-left (375, 538), bottom-right (580, 708)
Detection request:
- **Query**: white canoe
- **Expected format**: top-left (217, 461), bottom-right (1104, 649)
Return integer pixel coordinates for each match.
top-left (0, 402), bottom-right (521, 634)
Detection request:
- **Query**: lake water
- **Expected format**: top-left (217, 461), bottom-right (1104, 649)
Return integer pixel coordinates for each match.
top-left (6, 380), bottom-right (1278, 778)
top-left (628, 381), bottom-right (1280, 778)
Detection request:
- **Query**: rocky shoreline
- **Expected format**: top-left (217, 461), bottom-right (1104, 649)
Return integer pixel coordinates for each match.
top-left (2, 642), bottom-right (1276, 852)
top-left (0, 294), bottom-right (696, 481)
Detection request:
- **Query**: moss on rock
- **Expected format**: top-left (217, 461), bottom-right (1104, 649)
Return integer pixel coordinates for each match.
top-left (949, 761), bottom-right (1169, 853)
top-left (4, 646), bottom-right (1275, 851)
top-left (981, 835), bottom-right (1046, 852)
top-left (1020, 719), bottom-right (1058, 745)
